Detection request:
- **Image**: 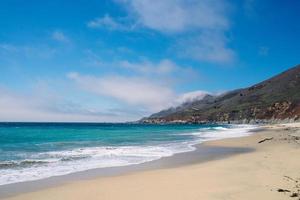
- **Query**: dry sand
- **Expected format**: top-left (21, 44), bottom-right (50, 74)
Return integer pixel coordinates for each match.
top-left (3, 123), bottom-right (300, 200)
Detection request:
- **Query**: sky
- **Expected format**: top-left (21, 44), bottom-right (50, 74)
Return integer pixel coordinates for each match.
top-left (0, 0), bottom-right (299, 122)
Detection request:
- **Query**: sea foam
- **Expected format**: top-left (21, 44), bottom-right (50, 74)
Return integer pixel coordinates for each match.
top-left (0, 124), bottom-right (257, 186)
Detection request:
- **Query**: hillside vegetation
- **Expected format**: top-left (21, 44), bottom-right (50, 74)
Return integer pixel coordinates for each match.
top-left (142, 64), bottom-right (300, 124)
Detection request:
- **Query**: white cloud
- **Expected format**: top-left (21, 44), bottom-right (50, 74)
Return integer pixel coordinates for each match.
top-left (119, 59), bottom-right (177, 75)
top-left (0, 43), bottom-right (57, 59)
top-left (0, 89), bottom-right (81, 122)
top-left (0, 86), bottom-right (138, 122)
top-left (177, 31), bottom-right (236, 63)
top-left (119, 0), bottom-right (229, 33)
top-left (176, 90), bottom-right (209, 104)
top-left (81, 50), bottom-right (196, 78)
top-left (0, 82), bottom-right (213, 122)
top-left (0, 73), bottom-right (211, 122)
top-left (68, 73), bottom-right (175, 111)
top-left (87, 14), bottom-right (132, 31)
top-left (67, 71), bottom-right (214, 115)
top-left (87, 1), bottom-right (235, 63)
top-left (52, 30), bottom-right (70, 43)
top-left (113, 0), bottom-right (235, 63)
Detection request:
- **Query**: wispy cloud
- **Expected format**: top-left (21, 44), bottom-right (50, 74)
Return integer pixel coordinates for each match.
top-left (67, 68), bottom-right (210, 114)
top-left (119, 59), bottom-right (177, 75)
top-left (176, 31), bottom-right (236, 63)
top-left (0, 74), bottom-right (208, 122)
top-left (80, 51), bottom-right (199, 85)
top-left (87, 14), bottom-right (133, 31)
top-left (0, 43), bottom-right (57, 59)
top-left (67, 72), bottom-right (175, 111)
top-left (80, 48), bottom-right (197, 78)
top-left (110, 0), bottom-right (235, 63)
top-left (51, 30), bottom-right (70, 43)
top-left (0, 84), bottom-right (140, 122)
top-left (118, 0), bottom-right (229, 33)
top-left (176, 90), bottom-right (209, 104)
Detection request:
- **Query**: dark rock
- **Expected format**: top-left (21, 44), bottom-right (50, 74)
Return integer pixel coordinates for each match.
top-left (277, 188), bottom-right (291, 192)
top-left (258, 137), bottom-right (274, 144)
top-left (290, 193), bottom-right (298, 197)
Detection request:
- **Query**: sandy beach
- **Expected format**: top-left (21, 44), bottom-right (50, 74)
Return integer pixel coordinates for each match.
top-left (2, 122), bottom-right (300, 200)
top-left (1, 1), bottom-right (299, 199)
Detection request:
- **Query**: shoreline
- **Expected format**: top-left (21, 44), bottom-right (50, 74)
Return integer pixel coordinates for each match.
top-left (0, 138), bottom-right (253, 198)
top-left (0, 123), bottom-right (254, 187)
top-left (2, 123), bottom-right (300, 199)
top-left (0, 124), bottom-right (256, 197)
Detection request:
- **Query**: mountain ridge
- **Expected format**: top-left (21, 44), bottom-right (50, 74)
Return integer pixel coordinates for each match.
top-left (141, 64), bottom-right (300, 124)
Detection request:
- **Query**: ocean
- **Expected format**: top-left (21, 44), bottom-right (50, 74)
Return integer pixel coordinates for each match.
top-left (0, 123), bottom-right (255, 186)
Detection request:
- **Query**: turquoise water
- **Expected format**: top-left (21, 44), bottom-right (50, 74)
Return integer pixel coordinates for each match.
top-left (0, 123), bottom-right (254, 185)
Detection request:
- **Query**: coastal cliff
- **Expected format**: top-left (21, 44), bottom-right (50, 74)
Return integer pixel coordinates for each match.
top-left (141, 64), bottom-right (300, 124)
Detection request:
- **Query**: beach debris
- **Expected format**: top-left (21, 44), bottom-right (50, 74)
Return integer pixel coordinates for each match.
top-left (277, 188), bottom-right (291, 193)
top-left (290, 193), bottom-right (298, 197)
top-left (258, 137), bottom-right (274, 143)
top-left (277, 176), bottom-right (300, 198)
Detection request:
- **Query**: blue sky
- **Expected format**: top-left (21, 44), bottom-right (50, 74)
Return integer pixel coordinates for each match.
top-left (0, 0), bottom-right (299, 122)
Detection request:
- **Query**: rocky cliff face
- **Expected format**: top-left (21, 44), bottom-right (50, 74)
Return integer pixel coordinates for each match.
top-left (141, 64), bottom-right (300, 124)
